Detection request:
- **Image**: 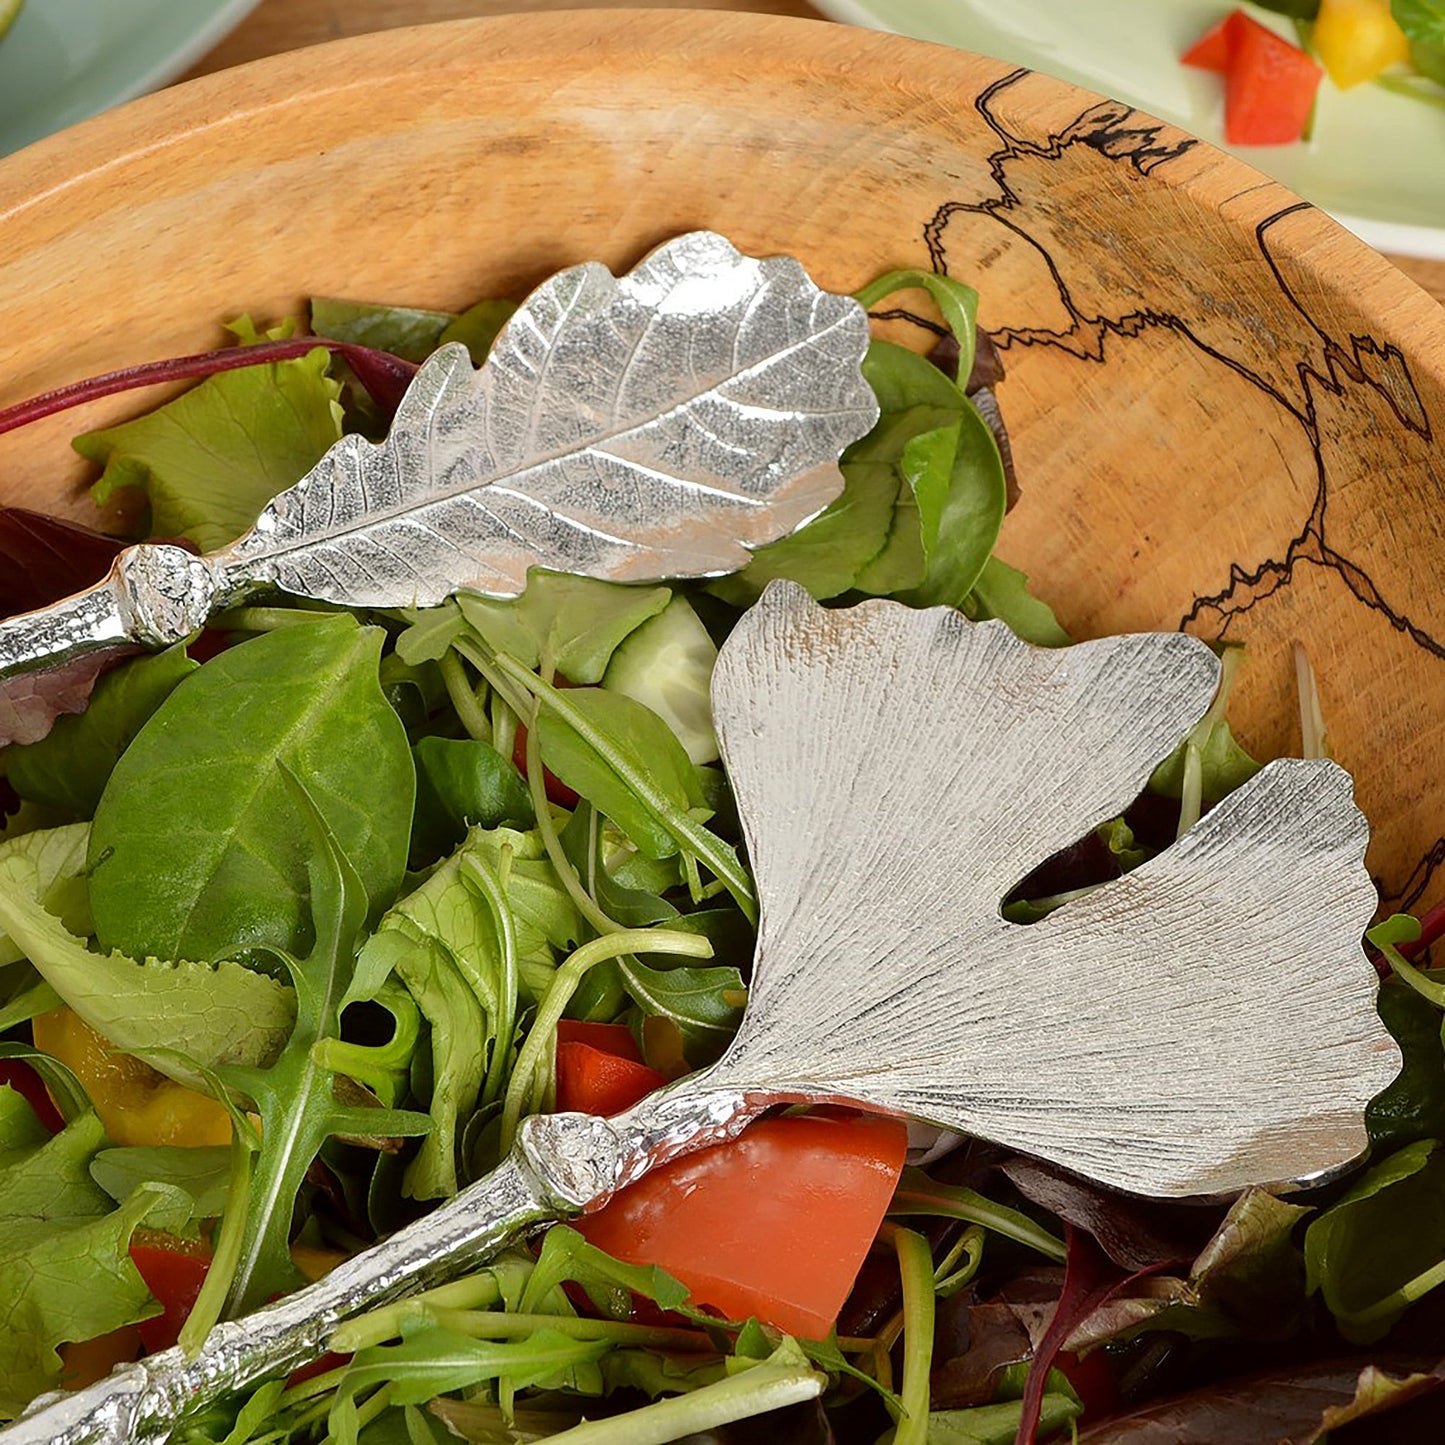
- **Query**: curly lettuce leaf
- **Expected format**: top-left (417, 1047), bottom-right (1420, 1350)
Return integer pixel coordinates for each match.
top-left (76, 346), bottom-right (343, 551)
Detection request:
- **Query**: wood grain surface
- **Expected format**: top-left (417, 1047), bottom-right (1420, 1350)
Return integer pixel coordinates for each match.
top-left (181, 0), bottom-right (1445, 307)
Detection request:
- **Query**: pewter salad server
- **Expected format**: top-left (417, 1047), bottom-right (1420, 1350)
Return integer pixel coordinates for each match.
top-left (7, 582), bottom-right (1398, 1445)
top-left (0, 231), bottom-right (878, 684)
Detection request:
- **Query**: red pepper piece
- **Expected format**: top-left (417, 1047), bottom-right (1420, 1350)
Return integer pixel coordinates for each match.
top-left (1181, 10), bottom-right (1244, 72)
top-left (0, 1059), bottom-right (64, 1134)
top-left (556, 1040), bottom-right (667, 1117)
top-left (557, 1018), bottom-right (647, 1064)
top-left (128, 1239), bottom-right (211, 1355)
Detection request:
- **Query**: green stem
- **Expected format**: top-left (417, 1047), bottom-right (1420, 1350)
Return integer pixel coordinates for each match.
top-left (455, 636), bottom-right (622, 937)
top-left (1176, 740), bottom-right (1203, 839)
top-left (491, 653), bottom-right (757, 924)
top-left (426, 1306), bottom-right (715, 1351)
top-left (461, 847), bottom-right (522, 1107)
top-left (499, 928), bottom-right (713, 1152)
top-left (330, 1272), bottom-right (508, 1352)
top-left (179, 1128), bottom-right (256, 1353)
top-left (889, 1169), bottom-right (1066, 1262)
top-left (1347, 1255), bottom-right (1445, 1332)
top-left (880, 1223), bottom-right (935, 1445)
top-left (540, 1356), bottom-right (826, 1445)
top-left (440, 650), bottom-right (492, 743)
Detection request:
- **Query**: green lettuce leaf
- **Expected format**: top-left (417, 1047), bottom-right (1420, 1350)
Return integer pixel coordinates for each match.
top-left (0, 1101), bottom-right (183, 1418)
top-left (0, 827), bottom-right (294, 1086)
top-left (76, 347), bottom-right (344, 551)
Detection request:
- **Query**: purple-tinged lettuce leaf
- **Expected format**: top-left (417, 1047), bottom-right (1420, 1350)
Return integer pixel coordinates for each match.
top-left (0, 650), bottom-right (133, 749)
top-left (6, 645), bottom-right (196, 816)
top-left (1076, 1357), bottom-right (1445, 1444)
top-left (0, 508), bottom-right (125, 620)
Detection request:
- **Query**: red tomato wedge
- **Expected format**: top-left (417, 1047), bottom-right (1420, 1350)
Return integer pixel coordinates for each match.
top-left (128, 1238), bottom-right (210, 1355)
top-left (1224, 15), bottom-right (1321, 145)
top-left (555, 1020), bottom-right (666, 1116)
top-left (1182, 10), bottom-right (1321, 146)
top-left (1181, 11), bottom-right (1242, 72)
top-left (576, 1112), bottom-right (909, 1339)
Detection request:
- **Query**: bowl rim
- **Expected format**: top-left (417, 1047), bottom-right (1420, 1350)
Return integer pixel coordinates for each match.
top-left (0, 6), bottom-right (1439, 350)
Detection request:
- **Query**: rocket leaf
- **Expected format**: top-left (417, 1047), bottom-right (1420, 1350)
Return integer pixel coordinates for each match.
top-left (213, 773), bottom-right (429, 1315)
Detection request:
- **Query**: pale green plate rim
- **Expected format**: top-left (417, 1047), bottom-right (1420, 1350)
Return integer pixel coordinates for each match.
top-left (815, 0), bottom-right (1445, 260)
top-left (0, 0), bottom-right (260, 158)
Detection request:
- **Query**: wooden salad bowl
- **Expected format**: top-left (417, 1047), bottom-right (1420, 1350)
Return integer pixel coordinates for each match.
top-left (0, 9), bottom-right (1442, 911)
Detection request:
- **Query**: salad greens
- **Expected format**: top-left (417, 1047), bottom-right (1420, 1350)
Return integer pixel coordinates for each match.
top-left (0, 259), bottom-right (1441, 1445)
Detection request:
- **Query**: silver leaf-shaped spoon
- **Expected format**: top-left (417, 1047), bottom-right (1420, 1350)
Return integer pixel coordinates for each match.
top-left (6, 582), bottom-right (1399, 1445)
top-left (0, 231), bottom-right (878, 681)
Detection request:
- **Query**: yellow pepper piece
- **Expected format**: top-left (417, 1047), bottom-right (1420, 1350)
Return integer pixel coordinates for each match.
top-left (32, 1007), bottom-right (232, 1148)
top-left (1314, 0), bottom-right (1412, 88)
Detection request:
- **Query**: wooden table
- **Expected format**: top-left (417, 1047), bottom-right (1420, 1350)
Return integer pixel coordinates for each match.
top-left (183, 0), bottom-right (1445, 307)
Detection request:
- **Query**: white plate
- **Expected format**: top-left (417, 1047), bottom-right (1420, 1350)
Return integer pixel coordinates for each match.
top-left (817, 0), bottom-right (1445, 259)
top-left (0, 0), bottom-right (259, 157)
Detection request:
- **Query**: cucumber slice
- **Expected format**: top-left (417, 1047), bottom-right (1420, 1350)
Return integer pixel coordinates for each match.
top-left (603, 595), bottom-right (719, 765)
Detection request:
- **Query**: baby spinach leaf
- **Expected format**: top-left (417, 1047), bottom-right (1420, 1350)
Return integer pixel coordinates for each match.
top-left (5, 645), bottom-right (196, 817)
top-left (411, 736), bottom-right (533, 865)
top-left (215, 774), bottom-right (429, 1315)
top-left (0, 829), bottom-right (293, 1086)
top-left (76, 346), bottom-right (344, 551)
top-left (705, 458), bottom-right (899, 604)
top-left (456, 573), bottom-right (671, 684)
top-left (898, 403), bottom-right (1010, 609)
top-left (536, 688), bottom-right (704, 860)
top-left (619, 958), bottom-right (746, 1067)
top-left (88, 615), bottom-right (414, 964)
top-left (1304, 1139), bottom-right (1445, 1342)
top-left (1367, 974), bottom-right (1445, 1150)
top-left (965, 556), bottom-right (1070, 647)
top-left (560, 805), bottom-right (680, 929)
top-left (439, 299), bottom-right (519, 365)
top-left (309, 297), bottom-right (454, 364)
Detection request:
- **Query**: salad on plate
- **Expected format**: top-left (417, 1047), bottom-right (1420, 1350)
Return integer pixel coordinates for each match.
top-left (1, 251), bottom-right (1444, 1444)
